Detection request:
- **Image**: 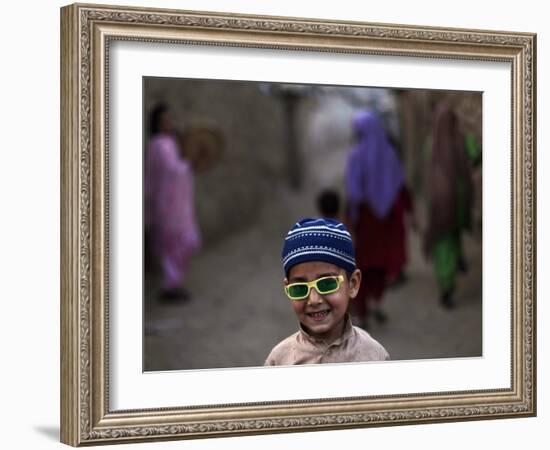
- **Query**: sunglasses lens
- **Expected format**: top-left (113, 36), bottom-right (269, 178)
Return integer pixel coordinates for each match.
top-left (288, 284), bottom-right (309, 299)
top-left (317, 277), bottom-right (339, 293)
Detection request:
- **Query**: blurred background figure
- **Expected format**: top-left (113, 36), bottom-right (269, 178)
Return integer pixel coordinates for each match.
top-left (345, 109), bottom-right (415, 329)
top-left (316, 188), bottom-right (343, 222)
top-left (144, 104), bottom-right (201, 302)
top-left (423, 102), bottom-right (473, 309)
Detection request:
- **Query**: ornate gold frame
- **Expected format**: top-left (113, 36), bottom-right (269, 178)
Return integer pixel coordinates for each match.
top-left (60, 3), bottom-right (536, 446)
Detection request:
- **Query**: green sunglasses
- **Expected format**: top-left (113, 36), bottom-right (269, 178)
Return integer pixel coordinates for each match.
top-left (284, 275), bottom-right (345, 301)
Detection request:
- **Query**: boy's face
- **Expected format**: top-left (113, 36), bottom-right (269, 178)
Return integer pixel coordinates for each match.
top-left (285, 261), bottom-right (361, 344)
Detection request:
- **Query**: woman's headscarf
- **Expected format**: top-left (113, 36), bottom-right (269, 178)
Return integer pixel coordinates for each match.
top-left (346, 108), bottom-right (405, 222)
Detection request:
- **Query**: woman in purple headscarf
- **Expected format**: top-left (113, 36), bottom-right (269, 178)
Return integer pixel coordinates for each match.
top-left (346, 108), bottom-right (415, 328)
top-left (144, 104), bottom-right (201, 301)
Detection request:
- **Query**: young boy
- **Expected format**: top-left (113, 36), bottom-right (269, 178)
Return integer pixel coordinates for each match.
top-left (265, 218), bottom-right (390, 366)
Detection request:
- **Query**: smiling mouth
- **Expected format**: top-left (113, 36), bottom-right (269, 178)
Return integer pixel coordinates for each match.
top-left (307, 310), bottom-right (330, 321)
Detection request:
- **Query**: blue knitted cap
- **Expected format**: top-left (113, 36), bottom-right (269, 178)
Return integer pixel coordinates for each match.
top-left (282, 218), bottom-right (356, 276)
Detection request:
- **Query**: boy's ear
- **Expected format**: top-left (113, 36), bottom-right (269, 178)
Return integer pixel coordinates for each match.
top-left (283, 277), bottom-right (289, 286)
top-left (348, 269), bottom-right (362, 299)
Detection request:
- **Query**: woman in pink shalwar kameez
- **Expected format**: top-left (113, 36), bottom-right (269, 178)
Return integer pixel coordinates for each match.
top-left (145, 105), bottom-right (201, 301)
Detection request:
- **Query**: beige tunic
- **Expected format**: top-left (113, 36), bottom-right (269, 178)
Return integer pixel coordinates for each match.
top-left (264, 315), bottom-right (389, 366)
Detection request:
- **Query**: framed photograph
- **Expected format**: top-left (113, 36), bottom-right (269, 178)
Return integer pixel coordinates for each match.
top-left (60, 3), bottom-right (536, 446)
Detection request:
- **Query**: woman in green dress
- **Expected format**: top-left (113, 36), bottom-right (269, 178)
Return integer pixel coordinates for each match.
top-left (423, 103), bottom-right (473, 309)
